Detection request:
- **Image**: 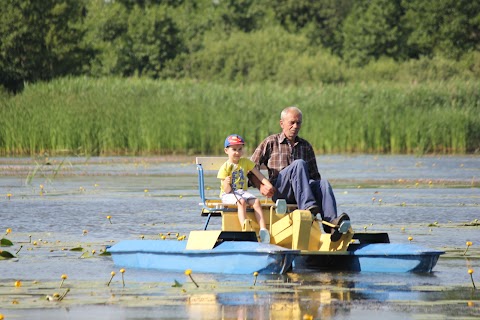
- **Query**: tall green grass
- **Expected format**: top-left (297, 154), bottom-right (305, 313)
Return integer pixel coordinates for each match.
top-left (0, 77), bottom-right (478, 156)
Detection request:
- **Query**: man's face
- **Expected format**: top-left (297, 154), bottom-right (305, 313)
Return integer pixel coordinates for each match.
top-left (280, 111), bottom-right (302, 141)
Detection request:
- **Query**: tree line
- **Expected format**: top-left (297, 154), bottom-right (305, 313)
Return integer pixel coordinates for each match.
top-left (1, 0), bottom-right (479, 92)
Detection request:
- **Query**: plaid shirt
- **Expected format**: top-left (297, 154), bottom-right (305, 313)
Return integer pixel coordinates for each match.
top-left (250, 133), bottom-right (321, 184)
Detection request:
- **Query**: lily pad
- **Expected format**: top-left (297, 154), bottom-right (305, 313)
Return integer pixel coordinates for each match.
top-left (0, 250), bottom-right (15, 259)
top-left (1, 238), bottom-right (13, 246)
top-left (80, 251), bottom-right (94, 259)
top-left (70, 247), bottom-right (84, 251)
top-left (99, 251), bottom-right (111, 256)
top-left (462, 221), bottom-right (480, 226)
top-left (172, 280), bottom-right (183, 287)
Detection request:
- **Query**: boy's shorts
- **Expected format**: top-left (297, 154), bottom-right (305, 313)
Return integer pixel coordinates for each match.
top-left (221, 190), bottom-right (257, 205)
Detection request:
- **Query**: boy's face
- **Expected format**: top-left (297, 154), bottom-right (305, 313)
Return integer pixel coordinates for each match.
top-left (224, 145), bottom-right (244, 163)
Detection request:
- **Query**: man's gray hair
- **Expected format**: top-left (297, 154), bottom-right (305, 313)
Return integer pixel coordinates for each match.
top-left (281, 106), bottom-right (302, 120)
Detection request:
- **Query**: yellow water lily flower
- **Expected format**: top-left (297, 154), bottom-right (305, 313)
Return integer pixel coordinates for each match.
top-left (60, 274), bottom-right (67, 288)
top-left (107, 271), bottom-right (116, 286)
top-left (120, 269), bottom-right (126, 287)
top-left (464, 241), bottom-right (473, 255)
top-left (253, 271), bottom-right (259, 286)
top-left (468, 269), bottom-right (476, 289)
top-left (184, 269), bottom-right (199, 288)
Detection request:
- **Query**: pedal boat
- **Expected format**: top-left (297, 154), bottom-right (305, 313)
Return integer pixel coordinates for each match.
top-left (108, 157), bottom-right (444, 274)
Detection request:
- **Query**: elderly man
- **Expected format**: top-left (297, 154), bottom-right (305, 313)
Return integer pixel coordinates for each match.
top-left (248, 106), bottom-right (347, 232)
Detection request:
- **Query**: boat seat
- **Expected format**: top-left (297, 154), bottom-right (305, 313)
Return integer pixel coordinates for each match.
top-left (196, 157), bottom-right (272, 215)
top-left (196, 157), bottom-right (277, 230)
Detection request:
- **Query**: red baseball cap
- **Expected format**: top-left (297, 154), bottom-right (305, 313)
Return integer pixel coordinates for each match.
top-left (224, 134), bottom-right (245, 148)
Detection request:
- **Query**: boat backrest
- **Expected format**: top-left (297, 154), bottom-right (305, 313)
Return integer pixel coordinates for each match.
top-left (196, 157), bottom-right (267, 170)
top-left (195, 157), bottom-right (227, 171)
top-left (196, 157), bottom-right (224, 212)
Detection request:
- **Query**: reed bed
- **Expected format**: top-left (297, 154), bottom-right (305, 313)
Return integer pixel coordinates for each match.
top-left (0, 77), bottom-right (478, 156)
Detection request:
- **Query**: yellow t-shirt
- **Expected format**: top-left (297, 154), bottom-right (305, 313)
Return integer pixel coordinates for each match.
top-left (217, 158), bottom-right (255, 196)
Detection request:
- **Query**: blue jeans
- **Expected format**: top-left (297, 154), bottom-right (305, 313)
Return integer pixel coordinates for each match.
top-left (272, 159), bottom-right (338, 223)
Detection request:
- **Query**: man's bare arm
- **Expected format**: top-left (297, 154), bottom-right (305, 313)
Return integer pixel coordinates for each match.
top-left (248, 172), bottom-right (275, 197)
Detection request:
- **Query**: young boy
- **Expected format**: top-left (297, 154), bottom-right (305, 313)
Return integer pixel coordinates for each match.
top-left (217, 134), bottom-right (273, 244)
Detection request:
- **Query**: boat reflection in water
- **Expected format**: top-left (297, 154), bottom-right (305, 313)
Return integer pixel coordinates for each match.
top-left (183, 274), bottom-right (362, 319)
top-left (183, 271), bottom-right (447, 319)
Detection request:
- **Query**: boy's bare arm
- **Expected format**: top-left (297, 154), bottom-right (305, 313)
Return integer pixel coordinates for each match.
top-left (222, 176), bottom-right (232, 193)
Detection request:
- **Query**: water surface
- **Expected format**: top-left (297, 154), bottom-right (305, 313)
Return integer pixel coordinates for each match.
top-left (0, 155), bottom-right (479, 319)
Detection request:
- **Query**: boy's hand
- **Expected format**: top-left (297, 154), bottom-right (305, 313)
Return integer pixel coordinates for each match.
top-left (224, 176), bottom-right (232, 185)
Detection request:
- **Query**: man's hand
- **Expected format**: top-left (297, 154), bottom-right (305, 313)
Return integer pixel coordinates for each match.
top-left (260, 183), bottom-right (275, 198)
top-left (248, 171), bottom-right (275, 197)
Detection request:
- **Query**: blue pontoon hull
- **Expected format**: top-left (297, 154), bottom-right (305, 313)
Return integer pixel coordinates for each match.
top-left (108, 240), bottom-right (297, 274)
top-left (293, 243), bottom-right (444, 273)
top-left (109, 240), bottom-right (443, 274)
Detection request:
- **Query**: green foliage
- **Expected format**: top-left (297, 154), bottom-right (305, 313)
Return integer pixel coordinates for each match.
top-left (210, 0), bottom-right (267, 33)
top-left (179, 27), bottom-right (313, 82)
top-left (0, 1), bottom-right (478, 156)
top-left (1, 238), bottom-right (14, 247)
top-left (172, 279), bottom-right (183, 287)
top-left (402, 0), bottom-right (480, 59)
top-left (126, 5), bottom-right (183, 77)
top-left (1, 0), bottom-right (479, 91)
top-left (83, 1), bottom-right (183, 77)
top-left (353, 57), bottom-right (401, 82)
top-left (271, 0), bottom-right (352, 54)
top-left (342, 0), bottom-right (403, 66)
top-left (398, 56), bottom-right (468, 82)
top-left (172, 26), bottom-right (345, 85)
top-left (0, 250), bottom-right (15, 259)
top-left (275, 50), bottom-right (345, 85)
top-left (1, 78), bottom-right (478, 155)
top-left (0, 0), bottom-right (91, 92)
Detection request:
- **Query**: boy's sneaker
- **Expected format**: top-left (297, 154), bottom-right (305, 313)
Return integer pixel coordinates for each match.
top-left (259, 229), bottom-right (270, 244)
